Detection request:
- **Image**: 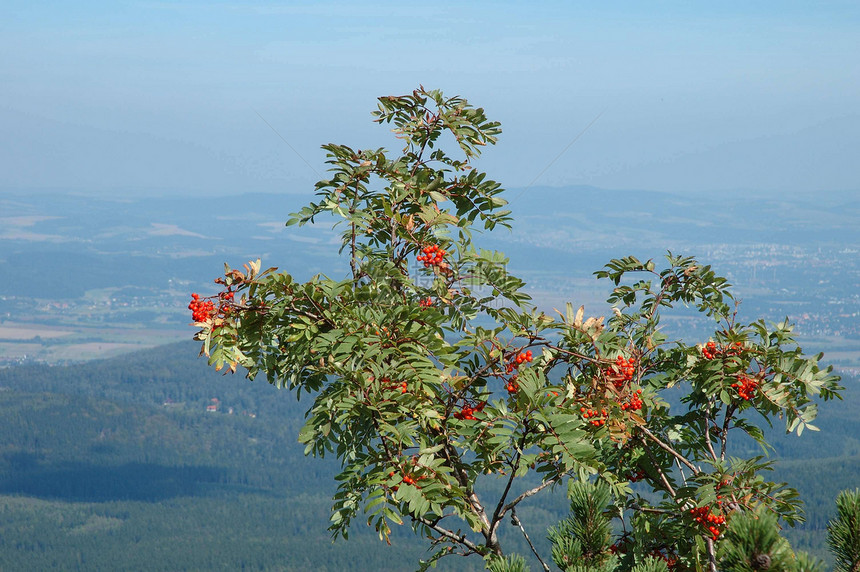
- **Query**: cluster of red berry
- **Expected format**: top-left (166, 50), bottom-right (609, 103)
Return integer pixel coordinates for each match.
top-left (374, 326), bottom-right (390, 338)
top-left (620, 389), bottom-right (644, 411)
top-left (607, 356), bottom-right (636, 389)
top-left (505, 350), bottom-right (533, 373)
top-left (731, 375), bottom-right (758, 400)
top-left (628, 468), bottom-right (647, 482)
top-left (188, 293), bottom-right (215, 323)
top-left (387, 470), bottom-right (422, 491)
top-left (608, 539), bottom-right (677, 568)
top-left (381, 377), bottom-right (408, 394)
top-left (689, 505), bottom-right (726, 540)
top-left (700, 340), bottom-right (743, 360)
top-left (505, 376), bottom-right (519, 394)
top-left (650, 552), bottom-right (678, 569)
top-left (387, 456), bottom-right (430, 491)
top-left (453, 401), bottom-right (486, 420)
top-left (701, 341), bottom-right (719, 360)
top-left (581, 407), bottom-right (607, 427)
top-left (418, 297), bottom-right (433, 308)
top-left (416, 244), bottom-right (448, 270)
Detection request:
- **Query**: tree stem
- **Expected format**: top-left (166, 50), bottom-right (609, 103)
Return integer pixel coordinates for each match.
top-left (511, 507), bottom-right (551, 572)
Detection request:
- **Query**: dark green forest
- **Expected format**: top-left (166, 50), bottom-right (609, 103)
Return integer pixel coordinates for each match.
top-left (0, 342), bottom-right (856, 570)
top-left (0, 343), bottom-right (553, 571)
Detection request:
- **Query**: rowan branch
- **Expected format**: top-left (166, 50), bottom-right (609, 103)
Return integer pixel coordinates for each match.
top-left (704, 409), bottom-right (720, 463)
top-left (720, 403), bottom-right (737, 461)
top-left (499, 476), bottom-right (561, 518)
top-left (706, 537), bottom-right (718, 572)
top-left (413, 515), bottom-right (483, 555)
top-left (489, 430), bottom-right (528, 539)
top-left (642, 441), bottom-right (676, 498)
top-left (637, 425), bottom-right (699, 475)
top-left (436, 438), bottom-right (497, 552)
top-left (511, 507), bottom-right (551, 572)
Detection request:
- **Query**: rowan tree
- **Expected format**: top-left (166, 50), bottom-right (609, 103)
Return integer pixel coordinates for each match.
top-left (191, 87), bottom-right (842, 571)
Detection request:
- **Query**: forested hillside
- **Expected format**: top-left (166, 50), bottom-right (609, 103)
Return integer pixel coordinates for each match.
top-left (0, 342), bottom-right (855, 569)
top-left (0, 343), bottom-right (546, 570)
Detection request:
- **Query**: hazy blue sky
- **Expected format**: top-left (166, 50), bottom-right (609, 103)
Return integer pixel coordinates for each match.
top-left (2, 1), bottom-right (858, 197)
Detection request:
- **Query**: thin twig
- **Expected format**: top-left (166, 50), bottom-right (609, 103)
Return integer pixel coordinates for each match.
top-left (703, 405), bottom-right (720, 463)
top-left (674, 456), bottom-right (689, 488)
top-left (500, 477), bottom-right (560, 517)
top-left (642, 441), bottom-right (677, 498)
top-left (511, 507), bottom-right (551, 572)
top-left (438, 441), bottom-right (497, 552)
top-left (253, 110), bottom-right (320, 177)
top-left (414, 516), bottom-right (483, 554)
top-left (513, 108), bottom-right (607, 197)
top-left (637, 426), bottom-right (699, 474)
top-left (629, 502), bottom-right (672, 515)
top-left (490, 432), bottom-right (527, 538)
top-left (720, 403), bottom-right (737, 461)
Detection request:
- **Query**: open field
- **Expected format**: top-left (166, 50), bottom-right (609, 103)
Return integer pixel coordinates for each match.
top-left (0, 322), bottom-right (187, 365)
top-left (795, 335), bottom-right (860, 368)
top-left (0, 323), bottom-right (75, 340)
top-left (46, 342), bottom-right (160, 362)
top-left (0, 191), bottom-right (856, 368)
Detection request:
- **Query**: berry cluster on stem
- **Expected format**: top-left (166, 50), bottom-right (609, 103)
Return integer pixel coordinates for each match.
top-left (700, 340), bottom-right (743, 360)
top-left (188, 293), bottom-right (215, 323)
top-left (650, 551), bottom-right (678, 569)
top-left (607, 355), bottom-right (637, 389)
top-left (416, 244), bottom-right (448, 271)
top-left (453, 401), bottom-right (486, 420)
top-left (387, 465), bottom-right (426, 491)
top-left (505, 350), bottom-right (533, 373)
top-left (610, 540), bottom-right (678, 569)
top-left (581, 407), bottom-right (607, 427)
top-left (620, 389), bottom-right (644, 411)
top-left (380, 377), bottom-right (408, 394)
top-left (731, 375), bottom-right (758, 400)
top-left (689, 505), bottom-right (727, 540)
